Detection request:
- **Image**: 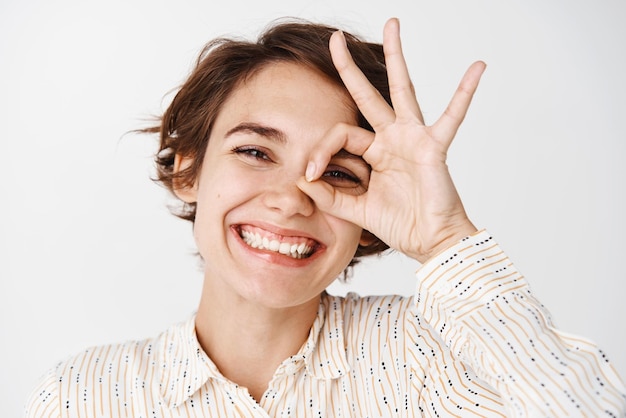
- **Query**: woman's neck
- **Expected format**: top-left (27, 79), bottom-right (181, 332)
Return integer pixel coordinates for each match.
top-left (194, 277), bottom-right (321, 402)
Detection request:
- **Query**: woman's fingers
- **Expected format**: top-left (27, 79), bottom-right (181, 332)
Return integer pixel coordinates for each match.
top-left (330, 18), bottom-right (483, 153)
top-left (296, 177), bottom-right (364, 227)
top-left (304, 123), bottom-right (375, 181)
top-left (433, 61), bottom-right (486, 146)
top-left (329, 30), bottom-right (395, 131)
top-left (298, 124), bottom-right (374, 229)
top-left (382, 18), bottom-right (424, 123)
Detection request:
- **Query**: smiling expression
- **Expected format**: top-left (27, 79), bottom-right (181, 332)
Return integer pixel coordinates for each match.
top-left (176, 62), bottom-right (370, 309)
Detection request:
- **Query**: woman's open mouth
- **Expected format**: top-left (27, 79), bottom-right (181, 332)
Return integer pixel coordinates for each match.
top-left (236, 225), bottom-right (320, 259)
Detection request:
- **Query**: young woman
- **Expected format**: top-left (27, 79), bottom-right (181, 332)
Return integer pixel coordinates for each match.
top-left (25, 18), bottom-right (626, 417)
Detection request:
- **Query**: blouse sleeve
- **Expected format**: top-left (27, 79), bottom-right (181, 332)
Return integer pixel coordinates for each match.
top-left (414, 230), bottom-right (626, 416)
top-left (23, 368), bottom-right (61, 418)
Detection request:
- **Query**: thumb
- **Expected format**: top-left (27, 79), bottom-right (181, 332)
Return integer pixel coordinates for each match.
top-left (296, 177), bottom-right (364, 227)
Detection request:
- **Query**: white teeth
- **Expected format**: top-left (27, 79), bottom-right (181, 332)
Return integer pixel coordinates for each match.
top-left (278, 242), bottom-right (290, 254)
top-left (240, 228), bottom-right (314, 259)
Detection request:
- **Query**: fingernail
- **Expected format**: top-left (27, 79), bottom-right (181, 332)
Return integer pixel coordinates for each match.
top-left (305, 161), bottom-right (316, 182)
top-left (389, 17), bottom-right (400, 35)
top-left (337, 30), bottom-right (347, 47)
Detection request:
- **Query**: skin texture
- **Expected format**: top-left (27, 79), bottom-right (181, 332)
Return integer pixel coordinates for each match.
top-left (174, 18), bottom-right (485, 401)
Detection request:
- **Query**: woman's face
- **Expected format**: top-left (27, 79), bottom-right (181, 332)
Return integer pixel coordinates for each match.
top-left (177, 62), bottom-right (371, 309)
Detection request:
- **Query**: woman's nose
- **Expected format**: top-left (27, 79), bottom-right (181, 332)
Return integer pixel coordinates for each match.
top-left (261, 177), bottom-right (315, 218)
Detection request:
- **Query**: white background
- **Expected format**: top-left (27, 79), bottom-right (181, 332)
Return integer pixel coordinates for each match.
top-left (2, 0), bottom-right (625, 415)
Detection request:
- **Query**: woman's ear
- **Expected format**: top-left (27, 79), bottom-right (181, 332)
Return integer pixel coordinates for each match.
top-left (172, 154), bottom-right (198, 203)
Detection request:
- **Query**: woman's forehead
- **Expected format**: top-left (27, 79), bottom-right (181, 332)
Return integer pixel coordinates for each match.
top-left (215, 62), bottom-right (358, 127)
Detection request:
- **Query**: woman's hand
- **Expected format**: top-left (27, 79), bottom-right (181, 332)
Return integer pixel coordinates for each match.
top-left (296, 18), bottom-right (486, 264)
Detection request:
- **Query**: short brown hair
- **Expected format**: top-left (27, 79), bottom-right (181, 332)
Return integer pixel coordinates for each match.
top-left (147, 19), bottom-right (391, 264)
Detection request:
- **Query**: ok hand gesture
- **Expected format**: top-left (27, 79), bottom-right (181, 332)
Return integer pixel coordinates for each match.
top-left (297, 18), bottom-right (486, 263)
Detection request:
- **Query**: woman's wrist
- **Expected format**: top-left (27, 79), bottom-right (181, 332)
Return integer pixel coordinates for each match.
top-left (411, 222), bottom-right (478, 264)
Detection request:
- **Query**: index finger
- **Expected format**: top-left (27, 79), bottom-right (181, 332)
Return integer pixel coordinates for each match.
top-left (305, 123), bottom-right (375, 181)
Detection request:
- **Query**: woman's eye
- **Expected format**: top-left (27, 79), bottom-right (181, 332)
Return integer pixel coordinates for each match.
top-left (232, 146), bottom-right (271, 161)
top-left (322, 167), bottom-right (361, 185)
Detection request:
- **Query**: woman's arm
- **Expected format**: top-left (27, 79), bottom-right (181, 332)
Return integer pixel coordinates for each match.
top-left (298, 17), bottom-right (626, 416)
top-left (415, 230), bottom-right (626, 415)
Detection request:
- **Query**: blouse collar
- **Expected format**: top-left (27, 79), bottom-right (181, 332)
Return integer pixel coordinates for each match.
top-left (157, 293), bottom-right (350, 409)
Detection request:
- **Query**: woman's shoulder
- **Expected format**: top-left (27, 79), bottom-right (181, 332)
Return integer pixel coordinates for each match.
top-left (24, 316), bottom-right (195, 417)
top-left (57, 317), bottom-right (193, 377)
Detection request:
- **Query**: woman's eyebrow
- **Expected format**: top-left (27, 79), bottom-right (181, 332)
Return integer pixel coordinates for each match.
top-left (224, 123), bottom-right (368, 166)
top-left (224, 122), bottom-right (286, 143)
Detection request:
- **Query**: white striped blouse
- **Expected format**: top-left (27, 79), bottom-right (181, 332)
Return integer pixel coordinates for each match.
top-left (24, 231), bottom-right (626, 417)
